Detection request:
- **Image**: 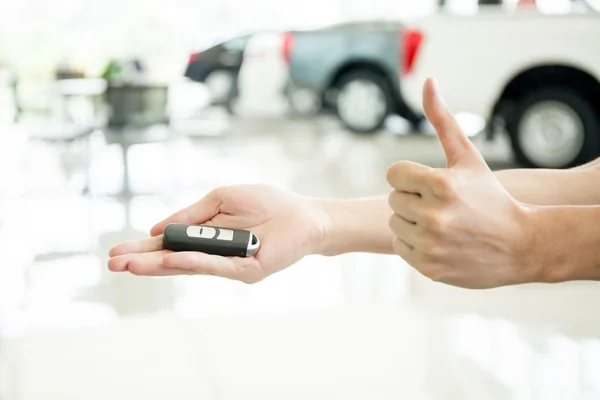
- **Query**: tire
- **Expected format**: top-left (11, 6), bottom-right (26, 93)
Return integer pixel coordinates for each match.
top-left (223, 71), bottom-right (240, 116)
top-left (287, 87), bottom-right (321, 115)
top-left (506, 87), bottom-right (600, 169)
top-left (335, 70), bottom-right (393, 134)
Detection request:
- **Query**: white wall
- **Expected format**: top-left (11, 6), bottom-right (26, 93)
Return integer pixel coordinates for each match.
top-left (0, 0), bottom-right (439, 81)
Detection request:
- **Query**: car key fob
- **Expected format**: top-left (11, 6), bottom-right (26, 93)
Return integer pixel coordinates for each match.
top-left (163, 223), bottom-right (260, 257)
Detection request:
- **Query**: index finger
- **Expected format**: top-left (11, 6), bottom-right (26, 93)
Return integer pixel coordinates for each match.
top-left (109, 235), bottom-right (163, 257)
top-left (150, 190), bottom-right (221, 236)
top-left (386, 161), bottom-right (434, 196)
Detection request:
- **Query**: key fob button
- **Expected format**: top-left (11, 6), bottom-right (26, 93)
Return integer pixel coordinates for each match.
top-left (186, 226), bottom-right (217, 239)
top-left (217, 228), bottom-right (234, 241)
top-left (199, 227), bottom-right (217, 239)
top-left (186, 226), bottom-right (202, 238)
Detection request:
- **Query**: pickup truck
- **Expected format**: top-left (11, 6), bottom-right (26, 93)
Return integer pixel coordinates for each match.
top-left (284, 21), bottom-right (424, 133)
top-left (400, 5), bottom-right (600, 168)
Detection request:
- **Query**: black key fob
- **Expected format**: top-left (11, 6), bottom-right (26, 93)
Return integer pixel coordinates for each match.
top-left (163, 223), bottom-right (260, 257)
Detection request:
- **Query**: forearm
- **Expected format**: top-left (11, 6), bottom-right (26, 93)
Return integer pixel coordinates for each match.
top-left (527, 205), bottom-right (600, 282)
top-left (318, 196), bottom-right (395, 256)
top-left (318, 160), bottom-right (600, 257)
top-left (496, 167), bottom-right (600, 205)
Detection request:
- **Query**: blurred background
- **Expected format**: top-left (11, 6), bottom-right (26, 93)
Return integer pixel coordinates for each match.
top-left (1, 0), bottom-right (600, 399)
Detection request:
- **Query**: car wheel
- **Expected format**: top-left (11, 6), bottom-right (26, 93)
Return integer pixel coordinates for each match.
top-left (507, 87), bottom-right (600, 169)
top-left (335, 70), bottom-right (392, 134)
top-left (205, 70), bottom-right (235, 105)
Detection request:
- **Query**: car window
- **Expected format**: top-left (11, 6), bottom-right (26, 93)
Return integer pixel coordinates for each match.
top-left (223, 36), bottom-right (250, 51)
top-left (357, 22), bottom-right (404, 30)
top-left (323, 21), bottom-right (403, 31)
top-left (316, 22), bottom-right (357, 30)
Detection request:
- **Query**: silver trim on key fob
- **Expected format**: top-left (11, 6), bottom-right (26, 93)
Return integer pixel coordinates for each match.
top-left (246, 233), bottom-right (260, 257)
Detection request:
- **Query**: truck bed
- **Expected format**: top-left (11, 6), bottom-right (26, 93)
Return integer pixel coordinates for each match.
top-left (287, 25), bottom-right (403, 99)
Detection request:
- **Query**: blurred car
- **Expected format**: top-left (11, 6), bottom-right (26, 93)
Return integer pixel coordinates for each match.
top-left (236, 32), bottom-right (290, 117)
top-left (401, 4), bottom-right (600, 168)
top-left (283, 21), bottom-right (424, 133)
top-left (184, 35), bottom-right (251, 108)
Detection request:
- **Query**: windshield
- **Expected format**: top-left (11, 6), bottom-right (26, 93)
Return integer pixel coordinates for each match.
top-left (442, 0), bottom-right (600, 14)
top-left (317, 20), bottom-right (404, 31)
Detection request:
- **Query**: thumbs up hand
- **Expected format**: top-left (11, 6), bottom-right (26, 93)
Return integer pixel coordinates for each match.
top-left (386, 79), bottom-right (538, 289)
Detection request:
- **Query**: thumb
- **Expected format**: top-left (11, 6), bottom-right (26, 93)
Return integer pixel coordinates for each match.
top-left (149, 190), bottom-right (221, 236)
top-left (423, 78), bottom-right (488, 169)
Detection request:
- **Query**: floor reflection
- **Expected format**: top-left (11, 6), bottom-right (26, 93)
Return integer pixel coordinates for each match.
top-left (0, 115), bottom-right (598, 400)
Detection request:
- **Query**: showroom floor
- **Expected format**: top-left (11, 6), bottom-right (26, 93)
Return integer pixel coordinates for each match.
top-left (0, 112), bottom-right (599, 400)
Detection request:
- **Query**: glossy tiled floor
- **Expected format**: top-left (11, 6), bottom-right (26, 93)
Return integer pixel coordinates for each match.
top-left (0, 112), bottom-right (599, 400)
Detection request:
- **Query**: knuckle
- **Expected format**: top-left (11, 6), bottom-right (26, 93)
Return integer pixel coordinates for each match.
top-left (424, 244), bottom-right (445, 261)
top-left (388, 213), bottom-right (401, 233)
top-left (421, 210), bottom-right (451, 233)
top-left (388, 190), bottom-right (407, 214)
top-left (429, 173), bottom-right (454, 199)
top-left (420, 212), bottom-right (440, 231)
top-left (416, 236), bottom-right (444, 259)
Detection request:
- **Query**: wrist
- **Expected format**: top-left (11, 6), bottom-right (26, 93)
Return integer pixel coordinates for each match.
top-left (525, 204), bottom-right (600, 283)
top-left (309, 198), bottom-right (346, 257)
top-left (309, 196), bottom-right (395, 257)
top-left (523, 204), bottom-right (579, 283)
